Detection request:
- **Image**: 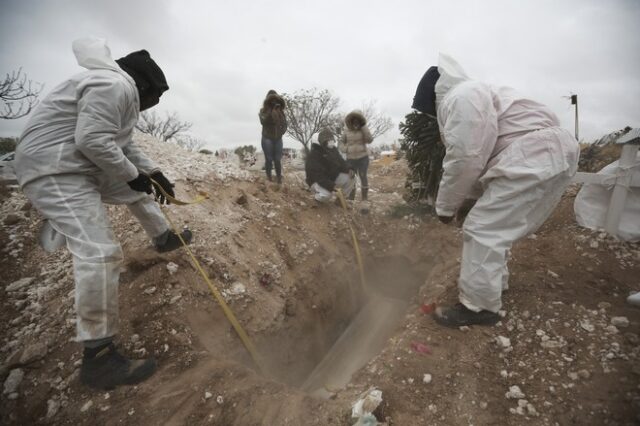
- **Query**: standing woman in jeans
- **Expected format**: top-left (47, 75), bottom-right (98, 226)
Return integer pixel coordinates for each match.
top-left (259, 90), bottom-right (287, 184)
top-left (340, 110), bottom-right (373, 200)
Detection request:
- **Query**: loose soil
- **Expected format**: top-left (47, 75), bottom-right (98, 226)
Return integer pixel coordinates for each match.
top-left (1, 142), bottom-right (639, 425)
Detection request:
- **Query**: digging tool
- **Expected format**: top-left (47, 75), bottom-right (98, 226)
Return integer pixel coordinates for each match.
top-left (149, 177), bottom-right (264, 373)
top-left (336, 188), bottom-right (366, 294)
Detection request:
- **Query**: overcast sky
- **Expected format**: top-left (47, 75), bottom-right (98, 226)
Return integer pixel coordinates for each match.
top-left (1, 0), bottom-right (638, 150)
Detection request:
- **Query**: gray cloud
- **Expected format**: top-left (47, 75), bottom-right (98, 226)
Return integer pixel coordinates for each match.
top-left (1, 0), bottom-right (638, 150)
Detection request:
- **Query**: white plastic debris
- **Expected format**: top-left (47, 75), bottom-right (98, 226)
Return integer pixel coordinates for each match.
top-left (216, 395), bottom-right (224, 405)
top-left (423, 374), bottom-right (432, 384)
top-left (351, 387), bottom-right (382, 426)
top-left (627, 292), bottom-right (640, 307)
top-left (204, 391), bottom-right (213, 400)
top-left (166, 262), bottom-right (179, 275)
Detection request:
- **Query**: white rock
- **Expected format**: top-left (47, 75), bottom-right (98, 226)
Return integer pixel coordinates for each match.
top-left (535, 329), bottom-right (546, 337)
top-left (500, 370), bottom-right (508, 378)
top-left (611, 316), bottom-right (629, 328)
top-left (143, 286), bottom-right (156, 295)
top-left (541, 340), bottom-right (564, 349)
top-left (496, 336), bottom-right (511, 348)
top-left (547, 269), bottom-right (559, 279)
top-left (3, 368), bottom-right (24, 395)
top-left (498, 310), bottom-right (507, 318)
top-left (567, 372), bottom-right (579, 381)
top-left (526, 402), bottom-right (539, 416)
top-left (423, 374), bottom-right (432, 384)
top-left (505, 385), bottom-right (525, 399)
top-left (166, 262), bottom-right (179, 275)
top-left (46, 398), bottom-right (60, 418)
top-left (80, 400), bottom-right (93, 412)
top-left (579, 320), bottom-right (595, 332)
top-left (19, 342), bottom-right (48, 364)
top-left (130, 334), bottom-right (140, 343)
top-left (605, 325), bottom-right (619, 334)
top-left (204, 391), bottom-right (213, 399)
top-left (6, 277), bottom-right (35, 292)
top-left (216, 395), bottom-right (224, 404)
top-left (577, 369), bottom-right (591, 379)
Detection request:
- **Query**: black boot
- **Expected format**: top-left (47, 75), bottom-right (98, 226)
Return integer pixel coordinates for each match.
top-left (361, 187), bottom-right (368, 201)
top-left (433, 303), bottom-right (500, 328)
top-left (276, 174), bottom-right (282, 185)
top-left (155, 229), bottom-right (193, 253)
top-left (80, 343), bottom-right (156, 390)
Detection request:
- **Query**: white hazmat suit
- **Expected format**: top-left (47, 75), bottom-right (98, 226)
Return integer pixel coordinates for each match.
top-left (15, 38), bottom-right (169, 341)
top-left (434, 54), bottom-right (579, 313)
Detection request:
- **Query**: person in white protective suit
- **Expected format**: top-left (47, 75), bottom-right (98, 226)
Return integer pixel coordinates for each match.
top-left (15, 37), bottom-right (193, 389)
top-left (411, 54), bottom-right (579, 327)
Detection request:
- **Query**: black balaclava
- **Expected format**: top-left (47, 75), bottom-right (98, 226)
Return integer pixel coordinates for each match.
top-left (412, 66), bottom-right (440, 116)
top-left (116, 50), bottom-right (169, 111)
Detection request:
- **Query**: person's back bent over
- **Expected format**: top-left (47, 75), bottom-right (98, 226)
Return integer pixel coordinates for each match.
top-left (412, 54), bottom-right (579, 327)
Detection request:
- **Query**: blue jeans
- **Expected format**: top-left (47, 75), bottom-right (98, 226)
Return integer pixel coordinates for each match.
top-left (261, 137), bottom-right (283, 179)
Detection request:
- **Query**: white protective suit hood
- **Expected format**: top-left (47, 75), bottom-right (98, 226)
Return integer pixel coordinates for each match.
top-left (434, 53), bottom-right (471, 108)
top-left (72, 37), bottom-right (121, 71)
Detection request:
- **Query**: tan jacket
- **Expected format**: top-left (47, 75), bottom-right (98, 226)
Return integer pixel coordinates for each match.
top-left (339, 110), bottom-right (373, 160)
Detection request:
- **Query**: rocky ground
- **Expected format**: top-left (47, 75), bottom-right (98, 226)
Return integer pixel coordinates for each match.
top-left (1, 135), bottom-right (639, 425)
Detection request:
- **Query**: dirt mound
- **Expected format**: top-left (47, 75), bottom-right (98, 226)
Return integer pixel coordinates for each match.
top-left (1, 139), bottom-right (639, 425)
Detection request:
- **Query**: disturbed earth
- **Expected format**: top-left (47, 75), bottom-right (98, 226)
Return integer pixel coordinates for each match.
top-left (1, 135), bottom-right (639, 425)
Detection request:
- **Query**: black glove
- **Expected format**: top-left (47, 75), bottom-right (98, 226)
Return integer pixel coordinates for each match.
top-left (127, 174), bottom-right (153, 194)
top-left (150, 171), bottom-right (175, 205)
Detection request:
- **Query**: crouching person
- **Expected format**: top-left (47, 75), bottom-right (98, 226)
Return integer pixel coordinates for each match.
top-left (305, 128), bottom-right (355, 203)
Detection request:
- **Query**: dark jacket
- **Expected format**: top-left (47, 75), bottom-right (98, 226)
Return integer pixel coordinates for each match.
top-left (259, 93), bottom-right (287, 141)
top-left (305, 143), bottom-right (351, 191)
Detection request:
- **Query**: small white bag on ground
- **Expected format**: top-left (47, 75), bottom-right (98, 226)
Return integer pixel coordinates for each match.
top-left (574, 153), bottom-right (640, 242)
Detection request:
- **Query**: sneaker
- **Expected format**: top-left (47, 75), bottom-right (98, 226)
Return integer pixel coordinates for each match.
top-left (155, 229), bottom-right (193, 253)
top-left (80, 344), bottom-right (156, 390)
top-left (433, 303), bottom-right (500, 328)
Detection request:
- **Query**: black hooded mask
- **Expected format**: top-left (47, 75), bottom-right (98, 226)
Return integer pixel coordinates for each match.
top-left (412, 66), bottom-right (440, 116)
top-left (116, 50), bottom-right (169, 111)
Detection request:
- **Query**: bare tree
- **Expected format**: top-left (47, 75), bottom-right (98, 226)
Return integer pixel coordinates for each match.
top-left (175, 135), bottom-right (206, 152)
top-left (136, 111), bottom-right (192, 142)
top-left (360, 100), bottom-right (393, 139)
top-left (1, 68), bottom-right (43, 119)
top-left (282, 88), bottom-right (340, 153)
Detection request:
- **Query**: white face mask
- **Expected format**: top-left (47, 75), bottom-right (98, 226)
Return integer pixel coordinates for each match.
top-left (327, 141), bottom-right (336, 148)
